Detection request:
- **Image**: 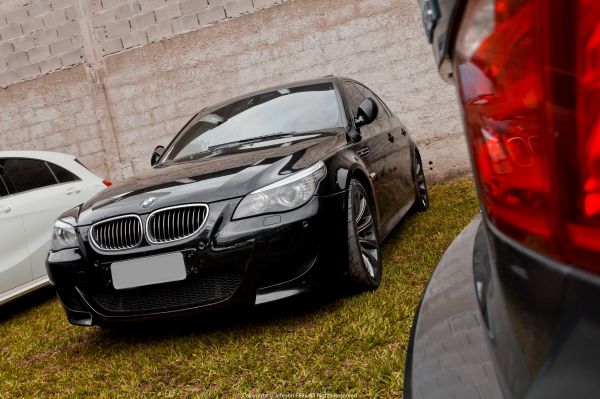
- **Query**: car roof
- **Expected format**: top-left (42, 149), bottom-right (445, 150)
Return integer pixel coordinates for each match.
top-left (203, 76), bottom-right (349, 112)
top-left (0, 151), bottom-right (77, 164)
top-left (238, 76), bottom-right (343, 97)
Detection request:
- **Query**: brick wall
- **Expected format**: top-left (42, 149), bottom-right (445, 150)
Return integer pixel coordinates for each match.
top-left (0, 0), bottom-right (85, 86)
top-left (91, 0), bottom-right (278, 56)
top-left (0, 0), bottom-right (286, 85)
top-left (0, 65), bottom-right (121, 177)
top-left (0, 0), bottom-right (468, 183)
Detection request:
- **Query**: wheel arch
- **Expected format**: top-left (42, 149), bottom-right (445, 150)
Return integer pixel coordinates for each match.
top-left (348, 165), bottom-right (381, 226)
top-left (350, 168), bottom-right (375, 204)
top-left (321, 151), bottom-right (380, 226)
top-left (409, 139), bottom-right (419, 181)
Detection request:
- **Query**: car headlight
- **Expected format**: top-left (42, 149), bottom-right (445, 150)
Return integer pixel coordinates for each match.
top-left (50, 217), bottom-right (79, 251)
top-left (233, 162), bottom-right (326, 219)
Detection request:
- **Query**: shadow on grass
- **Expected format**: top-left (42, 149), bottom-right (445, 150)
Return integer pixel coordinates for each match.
top-left (95, 287), bottom-right (348, 342)
top-left (382, 209), bottom-right (414, 249)
top-left (0, 286), bottom-right (56, 323)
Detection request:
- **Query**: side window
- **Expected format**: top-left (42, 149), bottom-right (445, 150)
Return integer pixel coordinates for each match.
top-left (0, 158), bottom-right (58, 194)
top-left (0, 160), bottom-right (14, 194)
top-left (0, 176), bottom-right (8, 197)
top-left (48, 162), bottom-right (80, 183)
top-left (356, 84), bottom-right (390, 120)
top-left (342, 81), bottom-right (365, 119)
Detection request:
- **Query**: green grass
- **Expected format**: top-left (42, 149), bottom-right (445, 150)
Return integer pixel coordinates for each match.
top-left (0, 177), bottom-right (479, 399)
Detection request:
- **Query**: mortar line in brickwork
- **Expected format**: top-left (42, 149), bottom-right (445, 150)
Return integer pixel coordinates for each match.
top-left (76, 0), bottom-right (104, 75)
top-left (97, 80), bottom-right (126, 180)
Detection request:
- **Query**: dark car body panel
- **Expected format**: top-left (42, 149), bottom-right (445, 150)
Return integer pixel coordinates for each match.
top-left (409, 1), bottom-right (600, 397)
top-left (418, 0), bottom-right (465, 81)
top-left (47, 77), bottom-right (421, 326)
top-left (337, 78), bottom-right (417, 237)
top-left (406, 214), bottom-right (506, 399)
top-left (406, 211), bottom-right (600, 399)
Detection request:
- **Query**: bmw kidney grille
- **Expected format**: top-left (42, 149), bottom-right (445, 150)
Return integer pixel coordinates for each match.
top-left (146, 204), bottom-right (209, 244)
top-left (90, 215), bottom-right (143, 251)
top-left (89, 204), bottom-right (209, 251)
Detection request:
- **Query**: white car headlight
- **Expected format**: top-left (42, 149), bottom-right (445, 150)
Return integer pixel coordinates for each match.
top-left (233, 162), bottom-right (326, 219)
top-left (50, 217), bottom-right (79, 251)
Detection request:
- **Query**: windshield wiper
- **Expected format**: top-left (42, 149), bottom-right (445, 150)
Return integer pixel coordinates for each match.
top-left (168, 131), bottom-right (320, 163)
top-left (207, 131), bottom-right (302, 151)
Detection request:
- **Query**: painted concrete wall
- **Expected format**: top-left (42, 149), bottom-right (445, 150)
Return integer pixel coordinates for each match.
top-left (0, 0), bottom-right (468, 183)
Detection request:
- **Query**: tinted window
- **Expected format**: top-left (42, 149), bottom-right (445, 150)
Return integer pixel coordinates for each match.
top-left (164, 82), bottom-right (343, 162)
top-left (0, 176), bottom-right (8, 197)
top-left (356, 84), bottom-right (391, 120)
top-left (0, 158), bottom-right (57, 194)
top-left (48, 162), bottom-right (80, 183)
top-left (342, 81), bottom-right (365, 118)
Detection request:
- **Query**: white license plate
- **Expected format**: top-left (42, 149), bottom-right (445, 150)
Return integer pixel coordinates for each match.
top-left (111, 252), bottom-right (187, 290)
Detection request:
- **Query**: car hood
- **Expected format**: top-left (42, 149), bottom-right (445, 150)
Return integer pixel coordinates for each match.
top-left (77, 129), bottom-right (345, 225)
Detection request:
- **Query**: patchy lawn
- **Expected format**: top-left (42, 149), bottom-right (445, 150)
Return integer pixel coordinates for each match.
top-left (0, 177), bottom-right (478, 398)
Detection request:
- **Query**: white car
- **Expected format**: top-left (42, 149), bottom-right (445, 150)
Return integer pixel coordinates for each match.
top-left (0, 151), bottom-right (110, 305)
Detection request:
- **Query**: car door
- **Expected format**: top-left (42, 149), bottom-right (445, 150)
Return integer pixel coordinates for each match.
top-left (0, 172), bottom-right (32, 295)
top-left (1, 158), bottom-right (87, 280)
top-left (344, 81), bottom-right (397, 225)
top-left (356, 84), bottom-right (414, 212)
top-left (342, 81), bottom-right (386, 221)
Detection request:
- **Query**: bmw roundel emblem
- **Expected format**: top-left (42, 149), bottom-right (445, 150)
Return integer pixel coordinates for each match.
top-left (141, 196), bottom-right (157, 208)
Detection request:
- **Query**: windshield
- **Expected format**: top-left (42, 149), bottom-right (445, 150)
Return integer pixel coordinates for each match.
top-left (163, 82), bottom-right (343, 162)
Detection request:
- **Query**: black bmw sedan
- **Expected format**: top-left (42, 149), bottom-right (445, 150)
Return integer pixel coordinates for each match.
top-left (46, 77), bottom-right (428, 327)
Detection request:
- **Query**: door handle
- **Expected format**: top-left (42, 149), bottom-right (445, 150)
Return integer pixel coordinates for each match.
top-left (0, 205), bottom-right (12, 214)
top-left (388, 132), bottom-right (395, 143)
top-left (356, 147), bottom-right (370, 158)
top-left (65, 188), bottom-right (81, 195)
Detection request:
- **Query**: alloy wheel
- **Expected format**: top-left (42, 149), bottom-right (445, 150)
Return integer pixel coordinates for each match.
top-left (416, 154), bottom-right (429, 208)
top-left (353, 188), bottom-right (379, 279)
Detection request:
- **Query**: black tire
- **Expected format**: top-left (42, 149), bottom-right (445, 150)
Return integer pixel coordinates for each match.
top-left (346, 179), bottom-right (382, 292)
top-left (412, 150), bottom-right (429, 212)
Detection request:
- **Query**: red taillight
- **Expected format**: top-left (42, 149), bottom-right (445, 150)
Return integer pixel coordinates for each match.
top-left (102, 179), bottom-right (112, 187)
top-left (454, 0), bottom-right (600, 272)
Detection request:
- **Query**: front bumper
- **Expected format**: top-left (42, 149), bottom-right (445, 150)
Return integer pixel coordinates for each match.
top-left (47, 193), bottom-right (348, 326)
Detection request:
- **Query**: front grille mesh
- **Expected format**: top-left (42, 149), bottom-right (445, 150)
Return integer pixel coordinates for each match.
top-left (87, 272), bottom-right (242, 314)
top-left (91, 216), bottom-right (142, 251)
top-left (147, 205), bottom-right (208, 244)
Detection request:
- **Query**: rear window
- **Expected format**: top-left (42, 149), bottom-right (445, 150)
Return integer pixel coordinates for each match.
top-left (48, 162), bottom-right (80, 183)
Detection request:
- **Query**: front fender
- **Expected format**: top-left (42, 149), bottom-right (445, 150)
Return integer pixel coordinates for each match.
top-left (320, 148), bottom-right (375, 194)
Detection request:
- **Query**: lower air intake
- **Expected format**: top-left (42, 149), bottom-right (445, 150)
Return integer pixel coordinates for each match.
top-left (88, 272), bottom-right (242, 314)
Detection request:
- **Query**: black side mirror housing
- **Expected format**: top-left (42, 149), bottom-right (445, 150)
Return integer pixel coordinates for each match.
top-left (150, 145), bottom-right (165, 166)
top-left (354, 98), bottom-right (378, 128)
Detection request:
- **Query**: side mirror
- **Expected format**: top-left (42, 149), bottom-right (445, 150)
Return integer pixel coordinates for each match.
top-left (150, 145), bottom-right (165, 166)
top-left (354, 98), bottom-right (378, 128)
